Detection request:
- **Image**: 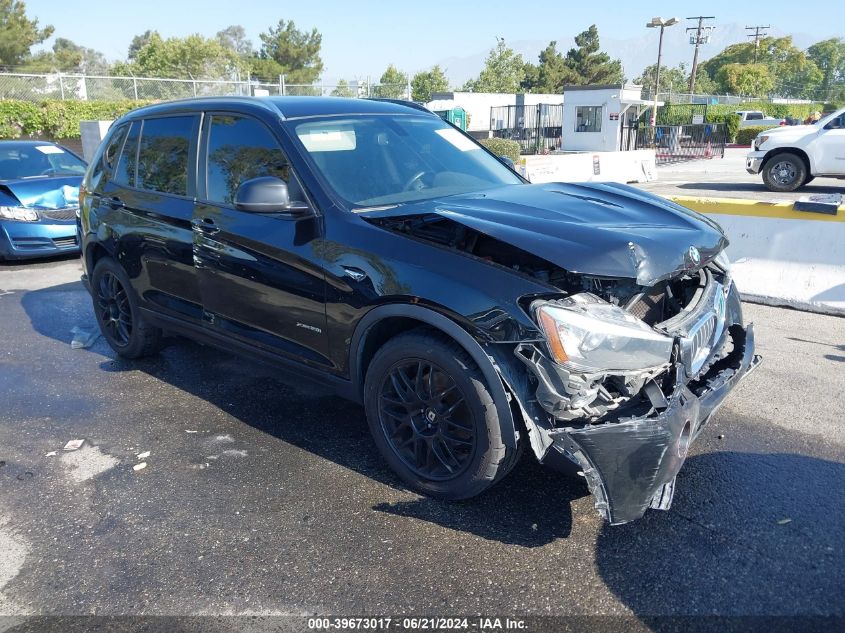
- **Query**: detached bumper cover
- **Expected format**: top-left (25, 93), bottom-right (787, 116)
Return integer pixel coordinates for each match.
top-left (551, 322), bottom-right (761, 525)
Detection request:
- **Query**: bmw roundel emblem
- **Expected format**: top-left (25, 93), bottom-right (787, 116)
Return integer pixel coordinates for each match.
top-left (688, 246), bottom-right (701, 266)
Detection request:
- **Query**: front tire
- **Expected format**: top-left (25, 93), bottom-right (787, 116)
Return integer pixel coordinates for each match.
top-left (91, 257), bottom-right (161, 359)
top-left (762, 153), bottom-right (806, 192)
top-left (364, 330), bottom-right (517, 500)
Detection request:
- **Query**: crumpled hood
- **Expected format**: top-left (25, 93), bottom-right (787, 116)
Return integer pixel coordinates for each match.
top-left (0, 175), bottom-right (82, 209)
top-left (361, 182), bottom-right (728, 286)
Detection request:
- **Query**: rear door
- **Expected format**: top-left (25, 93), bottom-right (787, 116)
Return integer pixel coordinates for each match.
top-left (193, 112), bottom-right (330, 368)
top-left (103, 115), bottom-right (203, 323)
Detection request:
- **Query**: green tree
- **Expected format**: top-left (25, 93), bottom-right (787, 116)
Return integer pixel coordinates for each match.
top-left (701, 36), bottom-right (821, 98)
top-left (0, 0), bottom-right (53, 68)
top-left (114, 32), bottom-right (244, 80)
top-left (127, 30), bottom-right (155, 61)
top-left (255, 19), bottom-right (323, 84)
top-left (521, 41), bottom-right (576, 93)
top-left (22, 37), bottom-right (108, 73)
top-left (216, 25), bottom-right (253, 57)
top-left (410, 65), bottom-right (448, 101)
top-left (463, 38), bottom-right (525, 93)
top-left (561, 25), bottom-right (623, 85)
top-left (635, 62), bottom-right (689, 95)
top-left (807, 38), bottom-right (845, 100)
top-left (715, 63), bottom-right (774, 97)
top-left (331, 78), bottom-right (355, 97)
top-left (376, 63), bottom-right (408, 98)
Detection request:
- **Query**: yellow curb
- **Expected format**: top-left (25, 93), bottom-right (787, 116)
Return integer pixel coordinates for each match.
top-left (668, 195), bottom-right (845, 223)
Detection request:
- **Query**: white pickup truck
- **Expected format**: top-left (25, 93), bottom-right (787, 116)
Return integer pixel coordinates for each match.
top-left (735, 110), bottom-right (784, 128)
top-left (746, 107), bottom-right (845, 192)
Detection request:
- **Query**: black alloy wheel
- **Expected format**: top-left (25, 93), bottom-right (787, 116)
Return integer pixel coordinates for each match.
top-left (96, 271), bottom-right (132, 347)
top-left (378, 359), bottom-right (476, 481)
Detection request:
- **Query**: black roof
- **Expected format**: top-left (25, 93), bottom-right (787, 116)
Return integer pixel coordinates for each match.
top-left (116, 96), bottom-right (432, 122)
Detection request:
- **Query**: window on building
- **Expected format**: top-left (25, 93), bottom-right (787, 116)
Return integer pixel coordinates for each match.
top-left (575, 106), bottom-right (603, 133)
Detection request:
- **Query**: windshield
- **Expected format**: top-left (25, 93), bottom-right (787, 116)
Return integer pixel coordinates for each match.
top-left (291, 114), bottom-right (523, 208)
top-left (0, 144), bottom-right (87, 179)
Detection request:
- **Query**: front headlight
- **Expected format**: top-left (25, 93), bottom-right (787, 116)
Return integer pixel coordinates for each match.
top-left (754, 135), bottom-right (770, 150)
top-left (534, 294), bottom-right (673, 373)
top-left (0, 206), bottom-right (38, 222)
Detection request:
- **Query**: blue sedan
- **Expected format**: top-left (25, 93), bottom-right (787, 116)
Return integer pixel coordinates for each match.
top-left (0, 140), bottom-right (87, 260)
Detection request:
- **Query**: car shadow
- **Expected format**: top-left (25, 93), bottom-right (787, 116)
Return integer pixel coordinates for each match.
top-left (676, 182), bottom-right (845, 194)
top-left (20, 280), bottom-right (583, 547)
top-left (595, 449), bottom-right (845, 618)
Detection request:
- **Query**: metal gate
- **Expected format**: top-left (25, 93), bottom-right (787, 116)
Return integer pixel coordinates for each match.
top-left (634, 122), bottom-right (727, 165)
top-left (489, 104), bottom-right (563, 154)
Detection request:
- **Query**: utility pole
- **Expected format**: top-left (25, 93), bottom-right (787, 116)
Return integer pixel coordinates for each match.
top-left (745, 25), bottom-right (770, 63)
top-left (686, 16), bottom-right (715, 94)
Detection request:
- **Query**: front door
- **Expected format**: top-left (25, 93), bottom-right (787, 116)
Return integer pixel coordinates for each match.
top-left (814, 113), bottom-right (845, 175)
top-left (193, 113), bottom-right (330, 368)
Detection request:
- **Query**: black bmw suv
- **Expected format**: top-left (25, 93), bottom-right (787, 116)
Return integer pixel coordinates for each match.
top-left (79, 97), bottom-right (760, 525)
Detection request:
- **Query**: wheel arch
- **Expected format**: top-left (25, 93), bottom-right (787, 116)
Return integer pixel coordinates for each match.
top-left (762, 147), bottom-right (813, 175)
top-left (350, 304), bottom-right (519, 449)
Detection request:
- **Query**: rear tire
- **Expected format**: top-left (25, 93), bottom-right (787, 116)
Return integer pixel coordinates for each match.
top-left (802, 174), bottom-right (815, 186)
top-left (363, 330), bottom-right (517, 500)
top-left (762, 153), bottom-right (806, 192)
top-left (91, 257), bottom-right (161, 359)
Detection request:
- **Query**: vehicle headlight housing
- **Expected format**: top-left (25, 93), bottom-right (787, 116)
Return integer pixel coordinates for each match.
top-left (0, 206), bottom-right (38, 222)
top-left (714, 250), bottom-right (731, 272)
top-left (754, 135), bottom-right (770, 150)
top-left (534, 294), bottom-right (673, 373)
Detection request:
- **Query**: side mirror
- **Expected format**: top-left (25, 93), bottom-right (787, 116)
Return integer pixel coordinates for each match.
top-left (234, 176), bottom-right (310, 215)
top-left (499, 155), bottom-right (516, 170)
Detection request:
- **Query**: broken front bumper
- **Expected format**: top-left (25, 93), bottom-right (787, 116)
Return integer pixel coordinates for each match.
top-left (550, 323), bottom-right (761, 525)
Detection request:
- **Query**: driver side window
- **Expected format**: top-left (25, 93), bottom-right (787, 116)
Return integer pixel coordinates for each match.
top-left (205, 115), bottom-right (304, 205)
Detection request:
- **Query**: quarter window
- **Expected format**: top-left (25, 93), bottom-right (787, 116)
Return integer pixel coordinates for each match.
top-left (575, 106), bottom-right (603, 133)
top-left (137, 116), bottom-right (195, 196)
top-left (206, 115), bottom-right (293, 205)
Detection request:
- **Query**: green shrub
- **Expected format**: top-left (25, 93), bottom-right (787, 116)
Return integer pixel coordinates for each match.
top-left (706, 112), bottom-right (741, 143)
top-left (0, 99), bottom-right (152, 140)
top-left (479, 137), bottom-right (521, 162)
top-left (735, 126), bottom-right (775, 145)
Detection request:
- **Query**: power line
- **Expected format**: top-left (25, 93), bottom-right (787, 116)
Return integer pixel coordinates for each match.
top-left (686, 16), bottom-right (715, 93)
top-left (745, 25), bottom-right (770, 63)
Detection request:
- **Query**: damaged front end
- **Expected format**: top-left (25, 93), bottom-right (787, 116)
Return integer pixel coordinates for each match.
top-left (511, 263), bottom-right (761, 525)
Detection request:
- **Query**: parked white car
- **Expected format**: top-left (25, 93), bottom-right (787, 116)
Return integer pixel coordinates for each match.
top-left (746, 107), bottom-right (845, 192)
top-left (735, 110), bottom-right (784, 128)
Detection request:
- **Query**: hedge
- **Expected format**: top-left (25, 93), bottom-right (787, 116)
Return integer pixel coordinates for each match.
top-left (0, 99), bottom-right (151, 139)
top-left (478, 137), bottom-right (521, 163)
top-left (735, 126), bottom-right (778, 146)
top-left (705, 113), bottom-right (741, 143)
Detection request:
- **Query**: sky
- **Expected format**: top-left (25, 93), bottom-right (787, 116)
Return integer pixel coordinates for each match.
top-left (22, 0), bottom-right (836, 82)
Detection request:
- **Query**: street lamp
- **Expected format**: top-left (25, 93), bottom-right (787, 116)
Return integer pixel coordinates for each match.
top-left (646, 16), bottom-right (679, 125)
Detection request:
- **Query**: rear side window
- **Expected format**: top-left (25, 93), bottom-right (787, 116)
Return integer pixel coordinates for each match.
top-left (114, 122), bottom-right (140, 187)
top-left (137, 116), bottom-right (195, 196)
top-left (206, 115), bottom-right (294, 204)
top-left (103, 124), bottom-right (128, 173)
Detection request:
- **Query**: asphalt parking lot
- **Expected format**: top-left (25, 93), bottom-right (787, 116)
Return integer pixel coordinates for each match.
top-left (1, 257), bottom-right (844, 629)
top-left (637, 147), bottom-right (844, 201)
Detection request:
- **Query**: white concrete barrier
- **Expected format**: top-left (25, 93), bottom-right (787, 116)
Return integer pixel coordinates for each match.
top-left (79, 120), bottom-right (113, 162)
top-left (670, 196), bottom-right (845, 315)
top-left (518, 150), bottom-right (657, 184)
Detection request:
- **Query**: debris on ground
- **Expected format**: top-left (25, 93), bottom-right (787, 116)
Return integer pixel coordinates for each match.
top-left (16, 471), bottom-right (33, 481)
top-left (777, 518), bottom-right (793, 525)
top-left (185, 430), bottom-right (198, 434)
top-left (136, 451), bottom-right (151, 459)
top-left (70, 326), bottom-right (100, 349)
top-left (63, 439), bottom-right (85, 451)
top-left (133, 462), bottom-right (147, 472)
top-left (717, 434), bottom-right (726, 440)
top-left (45, 451), bottom-right (57, 457)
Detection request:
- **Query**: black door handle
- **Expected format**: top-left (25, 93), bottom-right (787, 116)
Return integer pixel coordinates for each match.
top-left (192, 217), bottom-right (220, 235)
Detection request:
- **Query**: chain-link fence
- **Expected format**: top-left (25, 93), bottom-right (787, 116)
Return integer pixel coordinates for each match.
top-left (0, 72), bottom-right (412, 102)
